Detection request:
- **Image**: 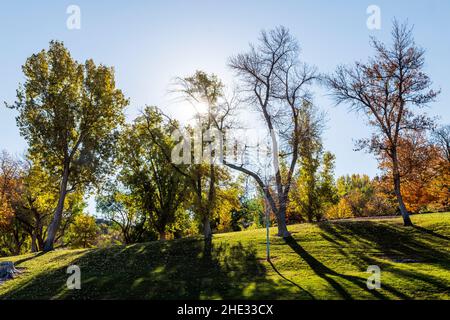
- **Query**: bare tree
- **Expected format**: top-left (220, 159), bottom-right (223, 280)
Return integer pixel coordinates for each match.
top-left (433, 125), bottom-right (450, 162)
top-left (324, 20), bottom-right (439, 226)
top-left (227, 26), bottom-right (317, 237)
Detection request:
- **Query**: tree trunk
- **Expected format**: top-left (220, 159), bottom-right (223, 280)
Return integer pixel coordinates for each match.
top-left (275, 203), bottom-right (291, 238)
top-left (30, 231), bottom-right (37, 253)
top-left (37, 234), bottom-right (45, 252)
top-left (44, 202), bottom-right (65, 251)
top-left (203, 215), bottom-right (212, 239)
top-left (0, 262), bottom-right (20, 281)
top-left (203, 215), bottom-right (212, 257)
top-left (13, 230), bottom-right (23, 255)
top-left (34, 211), bottom-right (44, 251)
top-left (392, 155), bottom-right (413, 226)
top-left (393, 173), bottom-right (413, 226)
top-left (159, 231), bottom-right (167, 241)
top-left (14, 244), bottom-right (21, 256)
top-left (43, 166), bottom-right (69, 252)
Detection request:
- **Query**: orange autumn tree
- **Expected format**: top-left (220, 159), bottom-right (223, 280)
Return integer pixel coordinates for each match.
top-left (428, 125), bottom-right (450, 211)
top-left (0, 151), bottom-right (27, 255)
top-left (426, 161), bottom-right (450, 212)
top-left (325, 21), bottom-right (439, 226)
top-left (379, 130), bottom-right (447, 213)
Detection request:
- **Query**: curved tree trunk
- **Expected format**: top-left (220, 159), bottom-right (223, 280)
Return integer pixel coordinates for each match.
top-left (43, 165), bottom-right (69, 252)
top-left (393, 173), bottom-right (413, 226)
top-left (43, 202), bottom-right (65, 251)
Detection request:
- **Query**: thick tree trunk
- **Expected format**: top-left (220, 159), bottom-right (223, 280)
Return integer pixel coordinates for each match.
top-left (43, 201), bottom-right (65, 251)
top-left (275, 203), bottom-right (291, 238)
top-left (392, 155), bottom-right (413, 227)
top-left (0, 262), bottom-right (20, 281)
top-left (43, 166), bottom-right (69, 252)
top-left (203, 215), bottom-right (212, 239)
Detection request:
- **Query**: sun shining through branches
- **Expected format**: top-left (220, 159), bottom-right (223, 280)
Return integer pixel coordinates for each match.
top-left (0, 2), bottom-right (449, 306)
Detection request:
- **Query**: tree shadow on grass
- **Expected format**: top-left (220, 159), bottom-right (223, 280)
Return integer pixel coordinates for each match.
top-left (316, 221), bottom-right (450, 297)
top-left (283, 236), bottom-right (409, 300)
top-left (413, 225), bottom-right (450, 241)
top-left (268, 260), bottom-right (316, 300)
top-left (318, 221), bottom-right (450, 268)
top-left (1, 239), bottom-right (294, 300)
top-left (13, 252), bottom-right (46, 266)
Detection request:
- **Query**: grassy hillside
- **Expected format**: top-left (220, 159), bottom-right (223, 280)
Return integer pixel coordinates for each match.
top-left (1, 213), bottom-right (449, 300)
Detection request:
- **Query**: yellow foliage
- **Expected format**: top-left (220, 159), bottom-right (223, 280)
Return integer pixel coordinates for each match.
top-left (67, 214), bottom-right (99, 248)
top-left (326, 198), bottom-right (353, 220)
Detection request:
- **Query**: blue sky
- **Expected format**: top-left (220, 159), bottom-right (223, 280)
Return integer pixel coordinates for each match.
top-left (1, 1), bottom-right (449, 204)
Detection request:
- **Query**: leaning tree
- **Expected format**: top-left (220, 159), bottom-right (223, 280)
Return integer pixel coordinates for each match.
top-left (227, 26), bottom-right (317, 237)
top-left (8, 41), bottom-right (128, 251)
top-left (324, 21), bottom-right (439, 226)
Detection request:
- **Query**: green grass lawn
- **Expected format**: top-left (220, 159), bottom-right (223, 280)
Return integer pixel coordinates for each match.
top-left (1, 213), bottom-right (449, 300)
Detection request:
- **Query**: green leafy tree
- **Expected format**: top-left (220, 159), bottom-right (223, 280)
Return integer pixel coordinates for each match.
top-left (230, 195), bottom-right (264, 231)
top-left (174, 71), bottom-right (233, 246)
top-left (318, 152), bottom-right (339, 210)
top-left (13, 161), bottom-right (54, 252)
top-left (96, 187), bottom-right (154, 244)
top-left (288, 103), bottom-right (333, 222)
top-left (8, 41), bottom-right (128, 251)
top-left (330, 174), bottom-right (395, 218)
top-left (110, 106), bottom-right (190, 240)
top-left (13, 159), bottom-right (85, 252)
top-left (213, 180), bottom-right (243, 233)
top-left (66, 214), bottom-right (99, 249)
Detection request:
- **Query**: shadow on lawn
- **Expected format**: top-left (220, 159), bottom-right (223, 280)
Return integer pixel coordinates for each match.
top-left (283, 236), bottom-right (408, 300)
top-left (14, 252), bottom-right (46, 266)
top-left (318, 221), bottom-right (450, 267)
top-left (315, 221), bottom-right (450, 298)
top-left (3, 220), bottom-right (448, 300)
top-left (2, 239), bottom-right (293, 300)
top-left (413, 225), bottom-right (450, 241)
top-left (268, 260), bottom-right (316, 300)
